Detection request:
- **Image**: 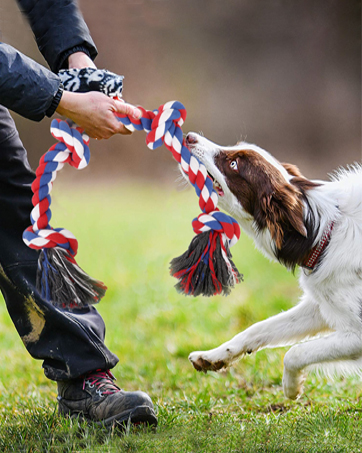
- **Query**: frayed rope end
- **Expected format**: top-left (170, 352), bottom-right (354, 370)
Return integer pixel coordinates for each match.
top-left (36, 248), bottom-right (107, 309)
top-left (170, 231), bottom-right (242, 297)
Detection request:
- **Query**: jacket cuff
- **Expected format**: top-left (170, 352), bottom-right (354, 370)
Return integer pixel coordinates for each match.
top-left (46, 83), bottom-right (64, 118)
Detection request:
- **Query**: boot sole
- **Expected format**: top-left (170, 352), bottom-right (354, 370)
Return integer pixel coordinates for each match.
top-left (71, 404), bottom-right (158, 430)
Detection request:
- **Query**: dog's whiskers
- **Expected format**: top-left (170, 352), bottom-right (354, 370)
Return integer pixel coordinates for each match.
top-left (175, 172), bottom-right (191, 191)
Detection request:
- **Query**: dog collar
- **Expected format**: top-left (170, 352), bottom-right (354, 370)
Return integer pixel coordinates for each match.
top-left (302, 221), bottom-right (335, 271)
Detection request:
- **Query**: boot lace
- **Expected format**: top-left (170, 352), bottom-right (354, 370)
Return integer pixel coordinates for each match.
top-left (83, 369), bottom-right (120, 397)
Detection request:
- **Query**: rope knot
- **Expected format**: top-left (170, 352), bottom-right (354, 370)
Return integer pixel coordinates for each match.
top-left (50, 119), bottom-right (90, 169)
top-left (146, 101), bottom-right (187, 150)
top-left (192, 211), bottom-right (241, 247)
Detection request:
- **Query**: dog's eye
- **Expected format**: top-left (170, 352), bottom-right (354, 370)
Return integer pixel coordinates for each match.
top-left (230, 160), bottom-right (238, 171)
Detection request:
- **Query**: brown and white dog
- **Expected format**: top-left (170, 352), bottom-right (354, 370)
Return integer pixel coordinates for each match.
top-left (185, 132), bottom-right (362, 399)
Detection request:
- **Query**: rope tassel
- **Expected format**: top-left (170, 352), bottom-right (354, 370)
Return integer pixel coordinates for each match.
top-left (170, 231), bottom-right (241, 297)
top-left (116, 100), bottom-right (244, 297)
top-left (169, 211), bottom-right (242, 296)
top-left (23, 120), bottom-right (107, 308)
top-left (36, 248), bottom-right (106, 308)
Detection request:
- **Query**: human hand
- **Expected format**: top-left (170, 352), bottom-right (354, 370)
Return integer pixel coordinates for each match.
top-left (56, 90), bottom-right (141, 139)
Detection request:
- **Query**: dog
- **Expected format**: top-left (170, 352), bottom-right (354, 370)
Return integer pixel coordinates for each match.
top-left (184, 132), bottom-right (362, 399)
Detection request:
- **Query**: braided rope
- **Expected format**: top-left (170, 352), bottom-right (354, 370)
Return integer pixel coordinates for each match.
top-left (116, 100), bottom-right (241, 248)
top-left (23, 97), bottom-right (241, 301)
top-left (23, 119), bottom-right (90, 260)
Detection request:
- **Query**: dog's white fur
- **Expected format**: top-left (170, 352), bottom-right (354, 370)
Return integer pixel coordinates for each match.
top-left (185, 133), bottom-right (362, 399)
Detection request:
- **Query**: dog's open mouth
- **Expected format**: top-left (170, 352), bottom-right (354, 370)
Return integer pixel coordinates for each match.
top-left (207, 172), bottom-right (224, 197)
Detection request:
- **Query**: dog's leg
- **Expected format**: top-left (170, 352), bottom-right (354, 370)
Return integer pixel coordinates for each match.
top-left (189, 297), bottom-right (329, 372)
top-left (283, 331), bottom-right (362, 399)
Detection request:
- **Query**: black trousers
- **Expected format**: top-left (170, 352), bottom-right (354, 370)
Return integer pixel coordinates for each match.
top-left (0, 105), bottom-right (118, 381)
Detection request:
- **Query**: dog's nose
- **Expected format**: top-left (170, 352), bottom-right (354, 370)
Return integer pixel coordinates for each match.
top-left (186, 133), bottom-right (198, 145)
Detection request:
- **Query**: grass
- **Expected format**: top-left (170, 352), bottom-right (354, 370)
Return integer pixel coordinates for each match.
top-left (0, 181), bottom-right (361, 452)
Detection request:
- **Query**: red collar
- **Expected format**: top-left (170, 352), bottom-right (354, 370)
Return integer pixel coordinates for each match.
top-left (302, 221), bottom-right (335, 271)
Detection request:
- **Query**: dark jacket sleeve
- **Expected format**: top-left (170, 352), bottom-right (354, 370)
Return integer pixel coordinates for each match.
top-left (16, 0), bottom-right (98, 73)
top-left (0, 43), bottom-right (61, 121)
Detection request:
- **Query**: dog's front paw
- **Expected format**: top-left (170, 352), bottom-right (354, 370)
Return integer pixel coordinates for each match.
top-left (188, 349), bottom-right (230, 373)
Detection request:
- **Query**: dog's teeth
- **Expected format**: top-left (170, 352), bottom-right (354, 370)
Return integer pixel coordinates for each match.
top-left (212, 179), bottom-right (225, 197)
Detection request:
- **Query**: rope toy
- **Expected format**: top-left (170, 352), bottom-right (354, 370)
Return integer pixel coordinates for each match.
top-left (22, 68), bottom-right (124, 308)
top-left (23, 120), bottom-right (107, 308)
top-left (115, 100), bottom-right (242, 296)
top-left (23, 69), bottom-right (242, 309)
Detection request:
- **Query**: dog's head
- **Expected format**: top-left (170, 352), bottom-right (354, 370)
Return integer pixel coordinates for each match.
top-left (185, 132), bottom-right (318, 253)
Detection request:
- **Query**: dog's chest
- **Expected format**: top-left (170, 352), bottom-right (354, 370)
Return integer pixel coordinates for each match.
top-left (300, 269), bottom-right (362, 332)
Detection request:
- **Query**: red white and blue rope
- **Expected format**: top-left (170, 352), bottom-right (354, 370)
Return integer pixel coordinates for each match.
top-left (23, 120), bottom-right (90, 260)
top-left (116, 100), bottom-right (241, 248)
top-left (23, 100), bottom-right (241, 300)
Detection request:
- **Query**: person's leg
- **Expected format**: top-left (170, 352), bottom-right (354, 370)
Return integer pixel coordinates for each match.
top-left (0, 106), bottom-right (157, 427)
top-left (0, 105), bottom-right (119, 380)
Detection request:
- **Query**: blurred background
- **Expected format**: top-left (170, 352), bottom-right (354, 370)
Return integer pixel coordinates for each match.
top-left (1, 0), bottom-right (361, 182)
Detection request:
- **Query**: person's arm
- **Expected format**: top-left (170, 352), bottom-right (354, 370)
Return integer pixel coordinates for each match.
top-left (3, 2), bottom-right (139, 136)
top-left (16, 0), bottom-right (98, 73)
top-left (0, 44), bottom-right (140, 136)
top-left (0, 43), bottom-right (60, 121)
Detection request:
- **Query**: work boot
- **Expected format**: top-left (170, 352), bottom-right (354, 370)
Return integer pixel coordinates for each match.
top-left (57, 369), bottom-right (158, 429)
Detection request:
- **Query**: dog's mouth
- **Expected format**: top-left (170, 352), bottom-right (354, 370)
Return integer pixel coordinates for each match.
top-left (185, 133), bottom-right (225, 197)
top-left (207, 172), bottom-right (224, 197)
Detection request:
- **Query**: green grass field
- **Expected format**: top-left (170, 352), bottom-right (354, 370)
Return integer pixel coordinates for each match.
top-left (0, 183), bottom-right (361, 452)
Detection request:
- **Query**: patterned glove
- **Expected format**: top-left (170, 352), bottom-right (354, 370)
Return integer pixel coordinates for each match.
top-left (58, 68), bottom-right (124, 98)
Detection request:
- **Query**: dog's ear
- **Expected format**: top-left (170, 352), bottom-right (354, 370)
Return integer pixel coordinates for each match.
top-left (282, 162), bottom-right (321, 192)
top-left (281, 163), bottom-right (305, 178)
top-left (259, 184), bottom-right (307, 249)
